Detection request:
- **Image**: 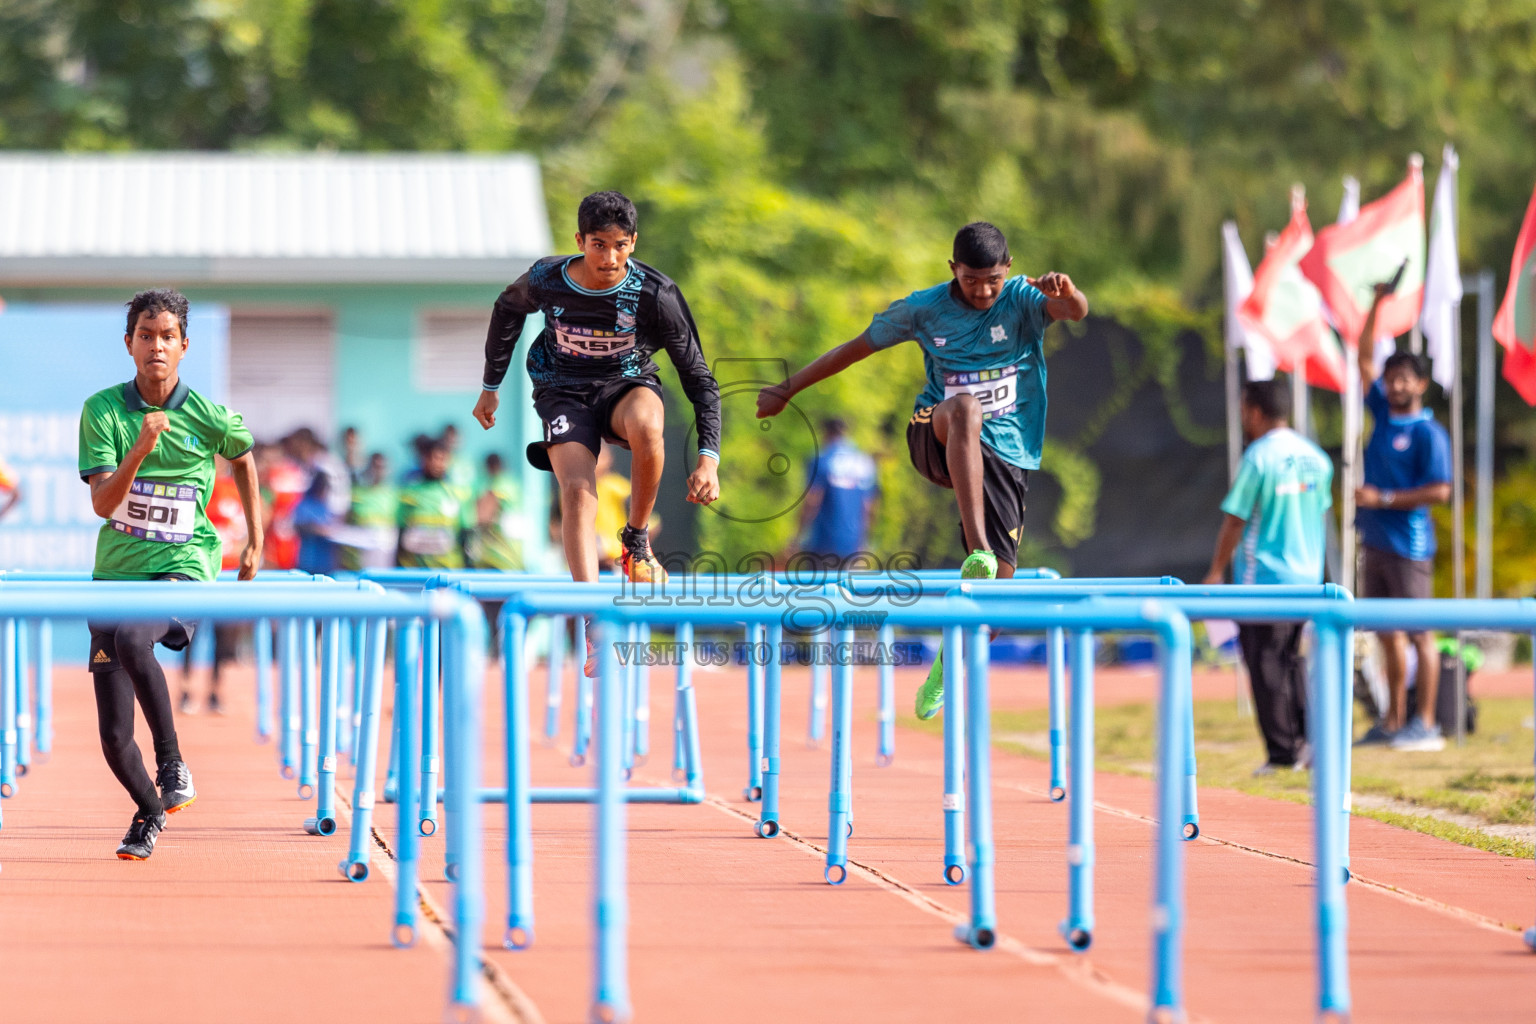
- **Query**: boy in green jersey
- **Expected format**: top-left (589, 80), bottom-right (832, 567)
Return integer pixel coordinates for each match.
top-left (395, 439), bottom-right (473, 569)
top-left (78, 289), bottom-right (263, 860)
top-left (468, 451), bottom-right (524, 570)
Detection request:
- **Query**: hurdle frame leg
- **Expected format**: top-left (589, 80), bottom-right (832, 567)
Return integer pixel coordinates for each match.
top-left (572, 615), bottom-right (593, 766)
top-left (1311, 620), bottom-right (1351, 1018)
top-left (757, 621), bottom-right (783, 838)
top-left (635, 622), bottom-right (651, 765)
top-left (745, 623), bottom-right (764, 801)
top-left (808, 631), bottom-right (828, 745)
top-left (1061, 628), bottom-right (1095, 950)
top-left (34, 619), bottom-right (52, 757)
top-left (298, 617), bottom-right (318, 798)
top-left (341, 616), bottom-right (389, 881)
top-left (305, 617), bottom-right (341, 836)
top-left (445, 604), bottom-right (488, 1017)
top-left (941, 624), bottom-right (967, 884)
top-left (592, 618), bottom-right (632, 1022)
top-left (1, 619), bottom-right (15, 797)
top-left (14, 620), bottom-right (28, 775)
top-left (876, 623), bottom-right (895, 767)
top-left (280, 617), bottom-right (300, 781)
top-left (419, 619), bottom-right (442, 836)
top-left (1047, 626), bottom-right (1067, 801)
top-left (1149, 613), bottom-right (1192, 1019)
top-left (545, 615), bottom-right (566, 742)
top-left (393, 620), bottom-right (424, 939)
top-left (254, 617), bottom-right (274, 743)
top-left (824, 625), bottom-right (854, 884)
top-left (956, 624), bottom-right (996, 948)
top-left (504, 610), bottom-right (534, 949)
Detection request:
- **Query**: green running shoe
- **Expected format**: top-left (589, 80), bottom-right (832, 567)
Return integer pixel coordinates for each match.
top-left (961, 549), bottom-right (998, 580)
top-left (915, 648), bottom-right (945, 720)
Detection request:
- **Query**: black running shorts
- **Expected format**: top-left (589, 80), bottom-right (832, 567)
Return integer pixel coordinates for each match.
top-left (87, 573), bottom-right (197, 671)
top-left (906, 406), bottom-right (1029, 568)
top-left (526, 377), bottom-right (665, 472)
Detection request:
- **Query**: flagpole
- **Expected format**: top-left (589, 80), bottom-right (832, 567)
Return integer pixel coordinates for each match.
top-left (1340, 349), bottom-right (1360, 593)
top-left (1473, 269), bottom-right (1496, 599)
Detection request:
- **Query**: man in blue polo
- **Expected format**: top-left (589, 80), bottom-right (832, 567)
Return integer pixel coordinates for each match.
top-left (790, 418), bottom-right (879, 562)
top-left (1204, 378), bottom-right (1334, 773)
top-left (1355, 285), bottom-right (1454, 752)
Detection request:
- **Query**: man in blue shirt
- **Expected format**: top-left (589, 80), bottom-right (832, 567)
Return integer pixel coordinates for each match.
top-left (1204, 379), bottom-right (1334, 772)
top-left (792, 418), bottom-right (879, 561)
top-left (756, 223), bottom-right (1089, 718)
top-left (1355, 285), bottom-right (1454, 752)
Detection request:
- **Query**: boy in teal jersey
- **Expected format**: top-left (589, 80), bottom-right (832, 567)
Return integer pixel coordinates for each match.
top-left (1204, 379), bottom-right (1333, 772)
top-left (396, 440), bottom-right (473, 569)
top-left (757, 223), bottom-right (1089, 718)
top-left (78, 289), bottom-right (263, 859)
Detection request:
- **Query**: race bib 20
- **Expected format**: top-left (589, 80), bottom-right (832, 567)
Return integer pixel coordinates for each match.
top-left (943, 365), bottom-right (1018, 420)
top-left (110, 480), bottom-right (198, 544)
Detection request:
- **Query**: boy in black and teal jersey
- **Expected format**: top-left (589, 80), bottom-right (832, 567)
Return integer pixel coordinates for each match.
top-left (757, 223), bottom-right (1089, 720)
top-left (78, 289), bottom-right (263, 860)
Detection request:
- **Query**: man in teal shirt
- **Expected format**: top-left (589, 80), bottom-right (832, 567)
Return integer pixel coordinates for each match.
top-left (1204, 378), bottom-right (1334, 773)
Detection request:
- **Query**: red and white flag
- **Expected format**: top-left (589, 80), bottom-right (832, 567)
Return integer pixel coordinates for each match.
top-left (1492, 180), bottom-right (1536, 403)
top-left (1238, 195), bottom-right (1345, 391)
top-left (1300, 159), bottom-right (1426, 344)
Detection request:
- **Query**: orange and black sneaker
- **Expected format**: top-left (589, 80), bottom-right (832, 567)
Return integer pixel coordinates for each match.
top-left (156, 759), bottom-right (197, 814)
top-left (619, 525), bottom-right (667, 584)
top-left (116, 811), bottom-right (166, 860)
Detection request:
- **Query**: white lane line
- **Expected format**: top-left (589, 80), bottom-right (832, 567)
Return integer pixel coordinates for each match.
top-left (333, 788), bottom-right (542, 1024)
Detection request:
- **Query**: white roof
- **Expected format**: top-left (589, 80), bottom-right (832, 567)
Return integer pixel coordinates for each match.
top-left (0, 152), bottom-right (552, 284)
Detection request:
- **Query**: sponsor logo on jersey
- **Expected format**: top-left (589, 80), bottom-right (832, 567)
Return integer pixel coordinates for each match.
top-left (93, 649), bottom-right (111, 664)
top-left (183, 434), bottom-right (200, 449)
top-left (1392, 434), bottom-right (1411, 452)
top-left (552, 320), bottom-right (637, 359)
top-left (991, 325), bottom-right (1007, 343)
top-left (933, 336), bottom-right (947, 347)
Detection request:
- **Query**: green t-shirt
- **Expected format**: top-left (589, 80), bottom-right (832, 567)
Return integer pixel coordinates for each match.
top-left (469, 470), bottom-right (524, 570)
top-left (78, 379), bottom-right (254, 581)
top-left (397, 477), bottom-right (472, 569)
top-left (349, 482), bottom-right (399, 527)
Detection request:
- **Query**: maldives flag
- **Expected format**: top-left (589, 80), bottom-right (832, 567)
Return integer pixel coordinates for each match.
top-left (1299, 161), bottom-right (1426, 343)
top-left (1238, 197), bottom-right (1346, 391)
top-left (1493, 182), bottom-right (1536, 403)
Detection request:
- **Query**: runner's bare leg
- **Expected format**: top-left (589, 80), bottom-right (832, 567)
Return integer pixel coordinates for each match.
top-left (548, 442), bottom-right (600, 582)
top-left (609, 386), bottom-right (667, 531)
top-left (931, 393), bottom-right (989, 556)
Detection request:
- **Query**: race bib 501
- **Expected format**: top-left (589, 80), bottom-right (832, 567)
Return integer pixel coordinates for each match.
top-left (943, 365), bottom-right (1018, 421)
top-left (109, 480), bottom-right (198, 544)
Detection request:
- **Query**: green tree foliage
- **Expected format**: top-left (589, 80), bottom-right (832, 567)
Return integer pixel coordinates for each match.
top-left (5, 0), bottom-right (1536, 565)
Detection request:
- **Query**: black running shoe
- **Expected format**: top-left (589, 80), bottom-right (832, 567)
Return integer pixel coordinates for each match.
top-left (619, 524), bottom-right (667, 583)
top-left (206, 691), bottom-right (224, 716)
top-left (156, 759), bottom-right (197, 814)
top-left (116, 811), bottom-right (167, 860)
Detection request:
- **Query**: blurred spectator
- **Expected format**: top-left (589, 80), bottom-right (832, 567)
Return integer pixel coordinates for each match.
top-left (340, 451), bottom-right (398, 571)
top-left (341, 425), bottom-right (364, 485)
top-left (293, 473), bottom-right (340, 575)
top-left (282, 426), bottom-right (351, 517)
top-left (791, 418), bottom-right (879, 561)
top-left (0, 457), bottom-right (21, 521)
top-left (400, 433), bottom-right (433, 485)
top-left (1203, 379), bottom-right (1332, 775)
top-left (593, 444), bottom-right (631, 571)
top-left (1354, 286), bottom-right (1455, 753)
top-left (440, 423), bottom-right (476, 490)
top-left (468, 452), bottom-right (524, 570)
top-left (396, 440), bottom-right (472, 569)
top-left (256, 443), bottom-right (305, 570)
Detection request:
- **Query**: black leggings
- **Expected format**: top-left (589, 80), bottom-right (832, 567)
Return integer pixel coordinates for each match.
top-left (91, 621), bottom-right (184, 816)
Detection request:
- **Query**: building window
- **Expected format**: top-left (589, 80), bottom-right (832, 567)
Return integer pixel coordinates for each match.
top-left (228, 311), bottom-right (335, 444)
top-left (416, 311), bottom-right (487, 393)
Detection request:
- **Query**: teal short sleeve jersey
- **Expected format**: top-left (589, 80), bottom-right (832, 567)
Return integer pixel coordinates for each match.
top-left (78, 379), bottom-right (254, 581)
top-left (1219, 427), bottom-right (1334, 586)
top-left (866, 276), bottom-right (1051, 470)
